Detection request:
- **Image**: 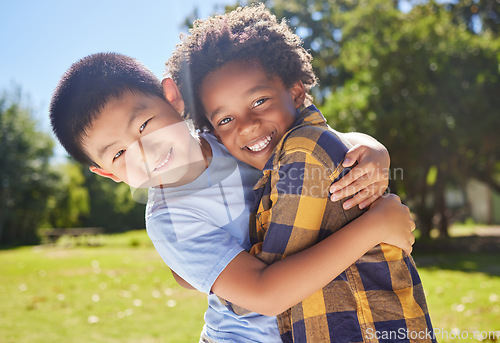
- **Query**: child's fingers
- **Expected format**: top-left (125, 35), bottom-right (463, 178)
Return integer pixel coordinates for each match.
top-left (353, 161), bottom-right (390, 191)
top-left (358, 194), bottom-right (382, 210)
top-left (341, 185), bottom-right (379, 210)
top-left (330, 174), bottom-right (378, 201)
top-left (342, 145), bottom-right (364, 167)
top-left (403, 240), bottom-right (414, 255)
top-left (331, 173), bottom-right (372, 202)
top-left (329, 167), bottom-right (367, 194)
top-left (341, 195), bottom-right (364, 210)
top-left (406, 231), bottom-right (416, 254)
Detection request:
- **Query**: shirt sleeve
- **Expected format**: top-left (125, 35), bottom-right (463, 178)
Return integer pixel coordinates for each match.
top-left (147, 210), bottom-right (245, 294)
top-left (250, 130), bottom-right (366, 264)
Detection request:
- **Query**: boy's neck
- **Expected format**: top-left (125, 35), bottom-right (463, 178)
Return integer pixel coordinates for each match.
top-left (200, 136), bottom-right (213, 168)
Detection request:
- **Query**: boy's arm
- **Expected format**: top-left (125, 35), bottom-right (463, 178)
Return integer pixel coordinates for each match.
top-left (211, 132), bottom-right (414, 316)
top-left (330, 131), bottom-right (390, 210)
top-left (170, 269), bottom-right (196, 290)
top-left (211, 193), bottom-right (414, 316)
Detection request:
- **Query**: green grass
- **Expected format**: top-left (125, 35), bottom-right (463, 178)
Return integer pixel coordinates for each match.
top-left (1, 230), bottom-right (499, 342)
top-left (0, 231), bottom-right (206, 343)
top-left (414, 252), bottom-right (500, 342)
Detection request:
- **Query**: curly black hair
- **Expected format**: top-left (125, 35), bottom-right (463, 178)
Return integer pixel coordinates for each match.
top-left (166, 3), bottom-right (317, 130)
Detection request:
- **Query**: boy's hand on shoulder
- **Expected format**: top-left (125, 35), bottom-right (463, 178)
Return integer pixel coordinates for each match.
top-left (330, 144), bottom-right (390, 210)
top-left (369, 194), bottom-right (416, 254)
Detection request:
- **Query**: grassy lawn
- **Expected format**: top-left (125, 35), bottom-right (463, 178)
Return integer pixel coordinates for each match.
top-left (1, 230), bottom-right (499, 342)
top-left (415, 253), bottom-right (500, 342)
top-left (0, 231), bottom-right (206, 343)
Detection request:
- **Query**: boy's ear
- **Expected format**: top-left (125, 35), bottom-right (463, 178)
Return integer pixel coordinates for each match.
top-left (89, 166), bottom-right (122, 183)
top-left (290, 81), bottom-right (306, 109)
top-left (162, 78), bottom-right (185, 114)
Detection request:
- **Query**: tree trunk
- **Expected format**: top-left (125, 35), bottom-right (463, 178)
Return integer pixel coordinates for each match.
top-left (415, 186), bottom-right (433, 240)
top-left (0, 188), bottom-right (8, 244)
top-left (435, 176), bottom-right (450, 238)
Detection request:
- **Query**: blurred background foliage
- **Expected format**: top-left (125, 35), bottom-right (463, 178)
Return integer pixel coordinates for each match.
top-left (1, 0), bottom-right (499, 246)
top-left (0, 90), bottom-right (57, 245)
top-left (0, 90), bottom-right (146, 246)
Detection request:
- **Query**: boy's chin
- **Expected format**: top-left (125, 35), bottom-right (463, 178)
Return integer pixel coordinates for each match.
top-left (131, 177), bottom-right (163, 189)
top-left (129, 172), bottom-right (184, 189)
top-left (127, 162), bottom-right (205, 189)
top-left (238, 145), bottom-right (276, 170)
top-left (241, 157), bottom-right (267, 170)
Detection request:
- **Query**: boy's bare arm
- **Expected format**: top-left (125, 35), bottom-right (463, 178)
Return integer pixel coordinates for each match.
top-left (170, 269), bottom-right (196, 290)
top-left (211, 194), bottom-right (414, 316)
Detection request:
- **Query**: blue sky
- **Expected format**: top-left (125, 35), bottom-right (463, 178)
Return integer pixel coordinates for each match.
top-left (0, 0), bottom-right (235, 138)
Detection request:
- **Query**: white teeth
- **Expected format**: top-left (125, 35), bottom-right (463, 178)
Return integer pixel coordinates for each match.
top-left (153, 147), bottom-right (172, 171)
top-left (247, 134), bottom-right (272, 152)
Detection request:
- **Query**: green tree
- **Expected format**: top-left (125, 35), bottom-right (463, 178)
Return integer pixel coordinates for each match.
top-left (318, 0), bottom-right (500, 237)
top-left (45, 161), bottom-right (90, 228)
top-left (445, 0), bottom-right (500, 34)
top-left (44, 158), bottom-right (146, 234)
top-left (45, 159), bottom-right (146, 233)
top-left (80, 165), bottom-right (146, 233)
top-left (0, 90), bottom-right (57, 245)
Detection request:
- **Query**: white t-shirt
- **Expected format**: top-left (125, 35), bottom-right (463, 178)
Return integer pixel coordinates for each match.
top-left (146, 133), bottom-right (281, 342)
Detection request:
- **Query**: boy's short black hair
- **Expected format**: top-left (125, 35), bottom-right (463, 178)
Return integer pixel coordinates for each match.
top-left (49, 52), bottom-right (164, 165)
top-left (166, 4), bottom-right (318, 129)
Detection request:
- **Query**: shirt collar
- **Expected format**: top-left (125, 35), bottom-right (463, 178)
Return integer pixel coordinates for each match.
top-left (262, 104), bottom-right (328, 171)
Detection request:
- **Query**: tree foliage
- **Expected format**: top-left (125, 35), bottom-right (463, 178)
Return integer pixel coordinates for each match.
top-left (80, 165), bottom-right (146, 233)
top-left (320, 0), bottom-right (500, 237)
top-left (45, 161), bottom-right (90, 228)
top-left (0, 90), bottom-right (57, 245)
top-left (444, 0), bottom-right (500, 34)
top-left (47, 161), bottom-right (147, 233)
top-left (0, 88), bottom-right (146, 246)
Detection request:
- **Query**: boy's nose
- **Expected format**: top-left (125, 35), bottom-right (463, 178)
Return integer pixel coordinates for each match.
top-left (238, 115), bottom-right (260, 135)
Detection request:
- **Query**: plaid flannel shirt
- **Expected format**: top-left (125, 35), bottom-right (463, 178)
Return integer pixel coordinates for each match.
top-left (246, 105), bottom-right (435, 343)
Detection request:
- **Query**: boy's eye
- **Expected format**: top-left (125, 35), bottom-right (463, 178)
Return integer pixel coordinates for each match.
top-left (140, 118), bottom-right (152, 133)
top-left (113, 150), bottom-right (125, 161)
top-left (253, 97), bottom-right (269, 108)
top-left (218, 117), bottom-right (233, 126)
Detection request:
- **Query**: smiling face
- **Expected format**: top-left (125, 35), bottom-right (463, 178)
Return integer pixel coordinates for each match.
top-left (200, 61), bottom-right (305, 170)
top-left (82, 90), bottom-right (207, 188)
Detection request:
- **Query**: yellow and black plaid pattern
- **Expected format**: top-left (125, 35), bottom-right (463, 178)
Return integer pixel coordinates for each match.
top-left (247, 106), bottom-right (435, 342)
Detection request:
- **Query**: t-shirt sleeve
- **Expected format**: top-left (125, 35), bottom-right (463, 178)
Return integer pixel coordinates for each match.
top-left (147, 209), bottom-right (244, 294)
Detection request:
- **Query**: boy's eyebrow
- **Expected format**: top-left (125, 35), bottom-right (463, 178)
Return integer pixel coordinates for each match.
top-left (209, 107), bottom-right (224, 122)
top-left (246, 84), bottom-right (273, 95)
top-left (208, 84), bottom-right (273, 121)
top-left (98, 104), bottom-right (148, 159)
top-left (99, 141), bottom-right (118, 160)
top-left (127, 104), bottom-right (148, 129)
